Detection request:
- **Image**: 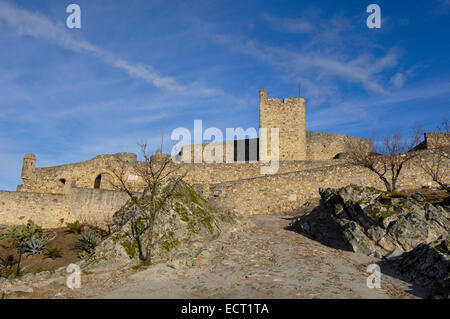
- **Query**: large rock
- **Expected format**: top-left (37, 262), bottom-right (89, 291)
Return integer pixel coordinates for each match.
top-left (383, 240), bottom-right (449, 298)
top-left (290, 185), bottom-right (450, 258)
top-left (88, 179), bottom-right (244, 269)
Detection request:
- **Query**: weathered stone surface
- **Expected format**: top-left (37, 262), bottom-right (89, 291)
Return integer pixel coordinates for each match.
top-left (383, 240), bottom-right (449, 298)
top-left (87, 179), bottom-right (243, 269)
top-left (290, 185), bottom-right (450, 258)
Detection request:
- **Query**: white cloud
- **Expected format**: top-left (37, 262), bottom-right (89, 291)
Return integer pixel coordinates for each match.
top-left (214, 34), bottom-right (398, 96)
top-left (307, 80), bottom-right (450, 131)
top-left (261, 14), bottom-right (315, 33)
top-left (0, 1), bottom-right (221, 96)
top-left (390, 73), bottom-right (406, 89)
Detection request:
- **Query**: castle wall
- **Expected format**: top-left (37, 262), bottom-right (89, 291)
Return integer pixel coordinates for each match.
top-left (19, 153), bottom-right (138, 194)
top-left (3, 151), bottom-right (446, 228)
top-left (0, 191), bottom-right (70, 228)
top-left (424, 132), bottom-right (450, 149)
top-left (68, 188), bottom-right (129, 223)
top-left (183, 160), bottom-right (337, 185)
top-left (179, 132), bottom-right (370, 163)
top-left (207, 158), bottom-right (441, 215)
top-left (0, 187), bottom-right (129, 228)
top-left (20, 152), bottom-right (343, 195)
top-left (306, 132), bottom-right (372, 160)
top-left (181, 140), bottom-right (238, 163)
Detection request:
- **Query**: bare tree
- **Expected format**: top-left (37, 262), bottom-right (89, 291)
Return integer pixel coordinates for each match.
top-left (106, 143), bottom-right (187, 263)
top-left (347, 129), bottom-right (422, 192)
top-left (418, 118), bottom-right (450, 193)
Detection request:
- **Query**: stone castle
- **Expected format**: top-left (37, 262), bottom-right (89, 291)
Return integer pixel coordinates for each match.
top-left (0, 90), bottom-right (443, 228)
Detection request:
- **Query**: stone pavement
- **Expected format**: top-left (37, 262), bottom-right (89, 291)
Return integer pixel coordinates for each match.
top-left (72, 216), bottom-right (420, 299)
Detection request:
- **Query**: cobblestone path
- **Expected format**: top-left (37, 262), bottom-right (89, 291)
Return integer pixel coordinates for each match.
top-left (77, 216), bottom-right (417, 299)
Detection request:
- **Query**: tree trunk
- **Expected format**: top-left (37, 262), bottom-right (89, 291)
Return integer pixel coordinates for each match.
top-left (15, 252), bottom-right (22, 277)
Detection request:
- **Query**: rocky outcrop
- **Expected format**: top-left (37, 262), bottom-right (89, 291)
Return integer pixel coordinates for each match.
top-left (290, 185), bottom-right (450, 258)
top-left (383, 240), bottom-right (449, 298)
top-left (87, 179), bottom-right (245, 269)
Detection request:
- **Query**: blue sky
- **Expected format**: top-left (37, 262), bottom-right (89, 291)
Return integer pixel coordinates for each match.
top-left (0, 0), bottom-right (449, 190)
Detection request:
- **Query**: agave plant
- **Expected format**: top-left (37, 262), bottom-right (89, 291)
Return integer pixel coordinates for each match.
top-left (22, 236), bottom-right (46, 255)
top-left (79, 230), bottom-right (99, 254)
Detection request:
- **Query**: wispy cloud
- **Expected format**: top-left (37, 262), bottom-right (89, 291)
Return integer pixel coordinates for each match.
top-left (0, 1), bottom-right (221, 96)
top-left (260, 13), bottom-right (315, 33)
top-left (214, 34), bottom-right (399, 98)
top-left (307, 80), bottom-right (450, 132)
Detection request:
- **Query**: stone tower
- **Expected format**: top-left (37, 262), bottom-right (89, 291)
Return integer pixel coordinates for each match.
top-left (259, 89), bottom-right (306, 160)
top-left (21, 153), bottom-right (36, 182)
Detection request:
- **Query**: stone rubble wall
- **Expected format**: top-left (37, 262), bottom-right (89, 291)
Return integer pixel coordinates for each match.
top-left (0, 187), bottom-right (129, 228)
top-left (20, 154), bottom-right (341, 195)
top-left (206, 160), bottom-right (442, 215)
top-left (306, 132), bottom-right (371, 160)
top-left (19, 153), bottom-right (137, 194)
top-left (5, 150), bottom-right (448, 228)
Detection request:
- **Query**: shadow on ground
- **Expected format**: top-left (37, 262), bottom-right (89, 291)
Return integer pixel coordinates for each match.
top-left (283, 203), bottom-right (352, 251)
top-left (282, 203), bottom-right (437, 299)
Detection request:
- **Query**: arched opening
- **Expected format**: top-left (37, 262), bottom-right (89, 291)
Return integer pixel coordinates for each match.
top-left (94, 174), bottom-right (102, 189)
top-left (59, 178), bottom-right (66, 185)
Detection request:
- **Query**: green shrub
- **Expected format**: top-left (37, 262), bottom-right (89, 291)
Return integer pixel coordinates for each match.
top-left (44, 247), bottom-right (63, 260)
top-left (78, 230), bottom-right (99, 254)
top-left (0, 220), bottom-right (43, 247)
top-left (2, 265), bottom-right (19, 280)
top-left (22, 236), bottom-right (46, 256)
top-left (66, 221), bottom-right (84, 234)
top-left (0, 254), bottom-right (17, 279)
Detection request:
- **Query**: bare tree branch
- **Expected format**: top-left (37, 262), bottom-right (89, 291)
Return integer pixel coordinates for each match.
top-left (347, 128), bottom-right (422, 192)
top-left (105, 141), bottom-right (188, 263)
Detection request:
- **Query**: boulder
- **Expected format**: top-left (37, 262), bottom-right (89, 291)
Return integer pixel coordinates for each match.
top-left (88, 179), bottom-right (243, 269)
top-left (290, 184), bottom-right (450, 258)
top-left (383, 240), bottom-right (449, 298)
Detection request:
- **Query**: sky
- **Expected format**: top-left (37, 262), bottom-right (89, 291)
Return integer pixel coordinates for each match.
top-left (0, 0), bottom-right (449, 190)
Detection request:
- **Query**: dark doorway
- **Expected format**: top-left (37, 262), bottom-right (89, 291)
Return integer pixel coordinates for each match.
top-left (94, 174), bottom-right (102, 189)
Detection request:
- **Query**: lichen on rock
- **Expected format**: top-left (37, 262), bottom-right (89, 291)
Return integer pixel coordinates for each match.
top-left (290, 184), bottom-right (449, 258)
top-left (88, 179), bottom-right (243, 269)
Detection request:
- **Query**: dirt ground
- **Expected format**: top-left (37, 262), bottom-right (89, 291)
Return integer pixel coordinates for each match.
top-left (0, 228), bottom-right (81, 276)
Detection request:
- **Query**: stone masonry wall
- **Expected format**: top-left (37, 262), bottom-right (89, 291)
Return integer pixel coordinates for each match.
top-left (306, 132), bottom-right (372, 160)
top-left (206, 158), bottom-right (443, 215)
top-left (3, 151), bottom-right (447, 227)
top-left (259, 89), bottom-right (307, 160)
top-left (19, 153), bottom-right (137, 194)
top-left (0, 187), bottom-right (129, 228)
top-left (0, 191), bottom-right (70, 228)
top-left (20, 152), bottom-right (341, 195)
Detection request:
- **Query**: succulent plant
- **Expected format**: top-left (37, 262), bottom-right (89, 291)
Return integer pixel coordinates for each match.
top-left (79, 230), bottom-right (99, 253)
top-left (44, 247), bottom-right (63, 260)
top-left (66, 221), bottom-right (84, 234)
top-left (22, 236), bottom-right (46, 255)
